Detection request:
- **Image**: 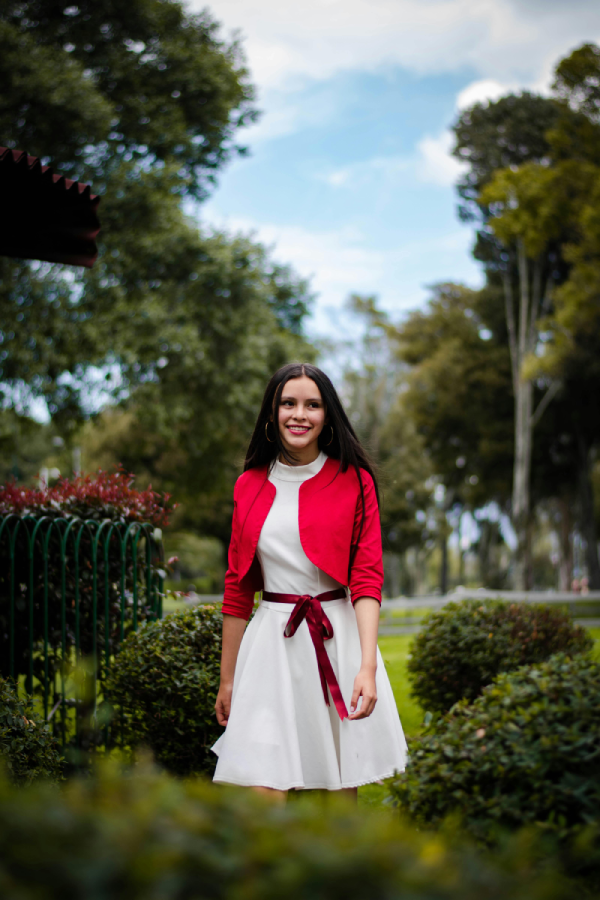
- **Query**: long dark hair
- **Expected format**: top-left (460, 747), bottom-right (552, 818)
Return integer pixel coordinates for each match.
top-left (244, 363), bottom-right (379, 559)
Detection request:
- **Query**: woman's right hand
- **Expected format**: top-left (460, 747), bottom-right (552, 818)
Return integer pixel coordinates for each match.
top-left (215, 683), bottom-right (233, 726)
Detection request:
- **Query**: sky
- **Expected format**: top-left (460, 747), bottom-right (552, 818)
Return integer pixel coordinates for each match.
top-left (189, 0), bottom-right (600, 343)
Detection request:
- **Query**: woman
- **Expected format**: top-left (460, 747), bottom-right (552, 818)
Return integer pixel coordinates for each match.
top-left (212, 363), bottom-right (406, 798)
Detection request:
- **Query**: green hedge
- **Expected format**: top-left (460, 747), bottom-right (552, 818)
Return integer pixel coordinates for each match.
top-left (389, 653), bottom-right (600, 847)
top-left (408, 599), bottom-right (592, 713)
top-left (0, 678), bottom-right (63, 785)
top-left (105, 605), bottom-right (223, 776)
top-left (0, 761), bottom-right (587, 899)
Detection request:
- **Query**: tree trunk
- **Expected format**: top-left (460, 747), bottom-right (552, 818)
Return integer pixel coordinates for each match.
top-left (512, 376), bottom-right (533, 589)
top-left (440, 531), bottom-right (448, 595)
top-left (557, 497), bottom-right (573, 591)
top-left (576, 432), bottom-right (600, 589)
top-left (458, 512), bottom-right (465, 586)
top-left (506, 241), bottom-right (537, 590)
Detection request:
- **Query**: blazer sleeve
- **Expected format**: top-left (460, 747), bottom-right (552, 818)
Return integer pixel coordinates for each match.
top-left (222, 486), bottom-right (255, 620)
top-left (349, 470), bottom-right (384, 604)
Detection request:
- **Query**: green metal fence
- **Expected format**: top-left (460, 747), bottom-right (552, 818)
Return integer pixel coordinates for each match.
top-left (0, 514), bottom-right (164, 757)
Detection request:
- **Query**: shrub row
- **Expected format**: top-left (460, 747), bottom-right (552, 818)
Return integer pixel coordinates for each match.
top-left (407, 598), bottom-right (592, 713)
top-left (388, 653), bottom-right (600, 850)
top-left (0, 761), bottom-right (588, 900)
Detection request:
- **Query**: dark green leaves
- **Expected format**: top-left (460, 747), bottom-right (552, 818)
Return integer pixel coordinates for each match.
top-left (2, 0), bottom-right (258, 196)
top-left (407, 598), bottom-right (593, 714)
top-left (0, 678), bottom-right (63, 785)
top-left (389, 653), bottom-right (600, 848)
top-left (0, 758), bottom-right (586, 899)
top-left (105, 604), bottom-right (223, 776)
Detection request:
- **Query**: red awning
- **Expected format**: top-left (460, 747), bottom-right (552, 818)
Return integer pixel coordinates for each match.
top-left (0, 147), bottom-right (100, 268)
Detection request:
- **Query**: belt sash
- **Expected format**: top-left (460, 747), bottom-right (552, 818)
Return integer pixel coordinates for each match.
top-left (262, 587), bottom-right (349, 720)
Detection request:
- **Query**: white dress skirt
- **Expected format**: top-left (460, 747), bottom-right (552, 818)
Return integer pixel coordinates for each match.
top-left (212, 452), bottom-right (407, 791)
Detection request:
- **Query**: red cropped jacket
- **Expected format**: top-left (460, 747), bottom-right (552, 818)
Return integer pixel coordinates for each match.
top-left (222, 456), bottom-right (383, 620)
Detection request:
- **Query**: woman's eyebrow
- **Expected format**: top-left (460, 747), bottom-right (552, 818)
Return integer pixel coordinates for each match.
top-left (281, 395), bottom-right (322, 402)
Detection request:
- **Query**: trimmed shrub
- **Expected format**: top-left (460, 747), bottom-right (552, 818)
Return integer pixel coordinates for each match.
top-left (105, 605), bottom-right (223, 776)
top-left (0, 678), bottom-right (63, 785)
top-left (408, 598), bottom-right (592, 713)
top-left (388, 653), bottom-right (600, 845)
top-left (0, 761), bottom-right (584, 899)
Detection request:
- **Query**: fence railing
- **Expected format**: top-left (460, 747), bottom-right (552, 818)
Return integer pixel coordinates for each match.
top-left (0, 514), bottom-right (164, 756)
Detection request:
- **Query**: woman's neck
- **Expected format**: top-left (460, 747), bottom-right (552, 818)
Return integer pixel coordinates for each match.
top-left (279, 447), bottom-right (321, 467)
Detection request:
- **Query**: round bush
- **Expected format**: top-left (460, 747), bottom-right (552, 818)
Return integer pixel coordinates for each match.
top-left (0, 761), bottom-right (584, 899)
top-left (388, 653), bottom-right (600, 844)
top-left (408, 598), bottom-right (593, 713)
top-left (0, 678), bottom-right (63, 785)
top-left (105, 605), bottom-right (223, 776)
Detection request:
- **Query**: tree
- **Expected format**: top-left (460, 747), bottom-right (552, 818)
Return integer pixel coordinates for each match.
top-left (393, 283), bottom-right (515, 591)
top-left (1, 1), bottom-right (256, 195)
top-left (396, 283), bottom-right (513, 508)
top-left (339, 296), bottom-right (433, 592)
top-left (0, 0), bottom-right (317, 546)
top-left (472, 43), bottom-right (600, 588)
top-left (453, 92), bottom-right (560, 224)
top-left (477, 160), bottom-right (591, 587)
top-left (449, 71), bottom-right (600, 588)
top-left (0, 0), bottom-right (259, 423)
top-left (33, 200), bottom-right (314, 538)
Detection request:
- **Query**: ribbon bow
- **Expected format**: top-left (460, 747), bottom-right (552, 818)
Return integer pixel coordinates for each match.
top-left (278, 590), bottom-right (349, 721)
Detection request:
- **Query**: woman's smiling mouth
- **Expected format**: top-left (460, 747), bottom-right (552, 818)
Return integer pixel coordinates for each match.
top-left (287, 425), bottom-right (310, 434)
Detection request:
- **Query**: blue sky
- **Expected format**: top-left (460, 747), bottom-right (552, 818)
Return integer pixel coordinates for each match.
top-left (189, 0), bottom-right (600, 343)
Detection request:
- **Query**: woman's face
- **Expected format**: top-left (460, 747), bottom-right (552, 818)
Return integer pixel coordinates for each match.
top-left (276, 376), bottom-right (326, 460)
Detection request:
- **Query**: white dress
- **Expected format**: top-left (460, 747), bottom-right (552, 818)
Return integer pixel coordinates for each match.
top-left (212, 452), bottom-right (407, 790)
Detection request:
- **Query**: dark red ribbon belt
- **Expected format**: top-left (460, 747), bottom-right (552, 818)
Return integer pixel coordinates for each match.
top-left (262, 587), bottom-right (349, 720)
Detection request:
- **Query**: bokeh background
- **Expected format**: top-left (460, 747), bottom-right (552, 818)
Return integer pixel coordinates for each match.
top-left (3, 0), bottom-right (600, 598)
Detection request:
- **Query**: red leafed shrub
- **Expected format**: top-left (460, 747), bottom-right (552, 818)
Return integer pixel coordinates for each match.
top-left (0, 468), bottom-right (175, 528)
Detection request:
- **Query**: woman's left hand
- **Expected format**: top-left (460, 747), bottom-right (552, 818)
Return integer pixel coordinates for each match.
top-left (348, 665), bottom-right (377, 719)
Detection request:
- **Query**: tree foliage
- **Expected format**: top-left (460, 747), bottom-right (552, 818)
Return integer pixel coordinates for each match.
top-left (0, 0), bottom-right (315, 542)
top-left (396, 283), bottom-right (513, 508)
top-left (1, 0), bottom-right (257, 195)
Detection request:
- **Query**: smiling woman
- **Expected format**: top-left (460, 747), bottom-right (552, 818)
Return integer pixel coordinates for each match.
top-left (212, 362), bottom-right (407, 800)
top-left (275, 375), bottom-right (327, 464)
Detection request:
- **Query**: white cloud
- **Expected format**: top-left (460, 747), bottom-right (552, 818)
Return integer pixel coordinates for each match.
top-left (199, 207), bottom-right (482, 335)
top-left (322, 155), bottom-right (411, 188)
top-left (318, 135), bottom-right (465, 190)
top-left (201, 209), bottom-right (386, 314)
top-left (456, 78), bottom-right (517, 110)
top-left (198, 0), bottom-right (600, 91)
top-left (416, 131), bottom-right (466, 186)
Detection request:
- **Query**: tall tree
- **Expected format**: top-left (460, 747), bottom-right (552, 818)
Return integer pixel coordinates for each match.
top-left (478, 160), bottom-right (588, 587)
top-left (0, 0), bottom-right (259, 423)
top-left (0, 0), bottom-right (318, 543)
top-left (396, 283), bottom-right (513, 508)
top-left (450, 82), bottom-right (588, 587)
top-left (340, 296), bottom-right (433, 582)
top-left (473, 43), bottom-right (600, 587)
top-left (1, 0), bottom-right (256, 194)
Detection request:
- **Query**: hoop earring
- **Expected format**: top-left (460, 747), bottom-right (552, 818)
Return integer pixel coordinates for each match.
top-left (265, 421), bottom-right (275, 443)
top-left (326, 424), bottom-right (334, 446)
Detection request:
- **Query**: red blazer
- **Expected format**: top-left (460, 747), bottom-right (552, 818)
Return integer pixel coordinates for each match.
top-left (222, 456), bottom-right (383, 619)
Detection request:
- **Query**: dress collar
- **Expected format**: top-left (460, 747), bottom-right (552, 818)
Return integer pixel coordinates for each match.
top-left (270, 450), bottom-right (328, 483)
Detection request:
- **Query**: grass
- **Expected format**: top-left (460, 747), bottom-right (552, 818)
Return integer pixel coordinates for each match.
top-left (359, 634), bottom-right (423, 808)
